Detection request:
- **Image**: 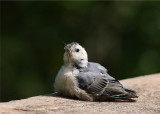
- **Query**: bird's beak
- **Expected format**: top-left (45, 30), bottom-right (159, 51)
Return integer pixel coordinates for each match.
top-left (63, 42), bottom-right (67, 47)
top-left (64, 46), bottom-right (71, 54)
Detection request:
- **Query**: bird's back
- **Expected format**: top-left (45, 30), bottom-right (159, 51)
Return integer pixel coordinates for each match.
top-left (77, 62), bottom-right (138, 100)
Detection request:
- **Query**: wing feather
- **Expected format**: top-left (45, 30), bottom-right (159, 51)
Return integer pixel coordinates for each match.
top-left (76, 62), bottom-right (138, 99)
top-left (77, 72), bottom-right (108, 95)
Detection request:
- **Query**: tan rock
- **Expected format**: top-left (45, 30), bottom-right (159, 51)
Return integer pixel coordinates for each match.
top-left (0, 73), bottom-right (160, 114)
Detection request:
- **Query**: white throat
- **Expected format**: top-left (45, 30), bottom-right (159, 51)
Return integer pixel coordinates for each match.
top-left (64, 58), bottom-right (88, 68)
top-left (77, 59), bottom-right (88, 68)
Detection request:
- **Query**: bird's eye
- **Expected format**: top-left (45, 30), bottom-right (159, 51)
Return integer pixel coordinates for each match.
top-left (76, 49), bottom-right (79, 52)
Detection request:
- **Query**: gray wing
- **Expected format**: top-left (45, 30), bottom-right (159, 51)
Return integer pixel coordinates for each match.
top-left (77, 63), bottom-right (138, 98)
top-left (77, 72), bottom-right (109, 95)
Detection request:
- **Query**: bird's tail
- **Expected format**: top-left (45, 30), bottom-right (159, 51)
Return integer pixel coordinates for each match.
top-left (124, 87), bottom-right (138, 98)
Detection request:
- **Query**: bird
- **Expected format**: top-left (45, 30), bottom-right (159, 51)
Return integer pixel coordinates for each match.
top-left (54, 42), bottom-right (138, 101)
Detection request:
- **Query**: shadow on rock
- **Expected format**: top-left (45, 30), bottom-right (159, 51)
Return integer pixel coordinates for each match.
top-left (42, 93), bottom-right (137, 102)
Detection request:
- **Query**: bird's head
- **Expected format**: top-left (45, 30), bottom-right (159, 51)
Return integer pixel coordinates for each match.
top-left (63, 42), bottom-right (88, 68)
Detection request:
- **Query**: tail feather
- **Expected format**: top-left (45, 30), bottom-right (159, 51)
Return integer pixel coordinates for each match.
top-left (124, 87), bottom-right (138, 98)
top-left (103, 87), bottom-right (138, 99)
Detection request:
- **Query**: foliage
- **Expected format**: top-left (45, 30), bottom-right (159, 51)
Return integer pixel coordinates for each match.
top-left (1, 1), bottom-right (160, 101)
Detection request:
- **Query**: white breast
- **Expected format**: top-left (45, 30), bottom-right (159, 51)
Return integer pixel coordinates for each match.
top-left (54, 65), bottom-right (79, 96)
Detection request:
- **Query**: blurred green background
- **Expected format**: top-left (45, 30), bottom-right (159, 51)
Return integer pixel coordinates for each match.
top-left (1, 1), bottom-right (160, 102)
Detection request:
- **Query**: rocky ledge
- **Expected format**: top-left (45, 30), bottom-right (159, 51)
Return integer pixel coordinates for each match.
top-left (0, 73), bottom-right (160, 114)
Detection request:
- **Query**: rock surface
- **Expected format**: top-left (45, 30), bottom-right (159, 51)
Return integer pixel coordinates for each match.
top-left (0, 73), bottom-right (160, 114)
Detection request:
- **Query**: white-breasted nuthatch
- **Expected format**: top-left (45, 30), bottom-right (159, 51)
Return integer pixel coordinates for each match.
top-left (54, 42), bottom-right (138, 101)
